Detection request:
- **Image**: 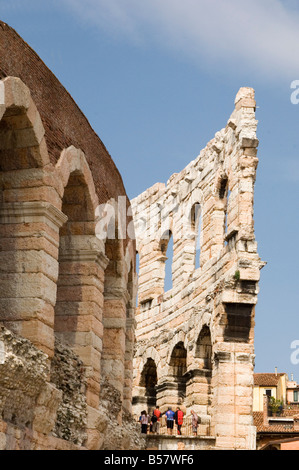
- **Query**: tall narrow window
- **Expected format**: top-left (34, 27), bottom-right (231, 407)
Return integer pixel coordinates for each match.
top-left (194, 326), bottom-right (213, 420)
top-left (160, 230), bottom-right (173, 292)
top-left (218, 176), bottom-right (230, 242)
top-left (219, 177), bottom-right (228, 200)
top-left (140, 358), bottom-right (158, 410)
top-left (195, 325), bottom-right (212, 371)
top-left (169, 342), bottom-right (187, 400)
top-left (136, 251), bottom-right (139, 307)
top-left (191, 203), bottom-right (202, 270)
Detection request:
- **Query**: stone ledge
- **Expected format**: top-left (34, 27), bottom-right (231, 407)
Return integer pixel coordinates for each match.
top-left (145, 434), bottom-right (216, 451)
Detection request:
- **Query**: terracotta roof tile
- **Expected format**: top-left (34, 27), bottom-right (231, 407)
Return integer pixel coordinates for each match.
top-left (254, 373), bottom-right (285, 387)
top-left (254, 409), bottom-right (299, 435)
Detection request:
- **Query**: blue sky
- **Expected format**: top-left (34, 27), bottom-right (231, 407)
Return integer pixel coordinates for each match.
top-left (1, 0), bottom-right (299, 380)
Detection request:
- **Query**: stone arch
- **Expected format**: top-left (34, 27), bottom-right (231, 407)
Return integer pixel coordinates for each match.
top-left (195, 325), bottom-right (213, 371)
top-left (185, 324), bottom-right (213, 422)
top-left (0, 77), bottom-right (50, 170)
top-left (190, 188), bottom-right (204, 209)
top-left (132, 347), bottom-right (161, 415)
top-left (139, 358), bottom-right (158, 411)
top-left (167, 340), bottom-right (188, 403)
top-left (55, 146), bottom-right (99, 212)
top-left (169, 342), bottom-right (187, 377)
top-left (159, 229), bottom-right (173, 292)
top-left (167, 330), bottom-right (187, 365)
top-left (0, 77), bottom-right (58, 355)
top-left (53, 146), bottom-right (107, 409)
top-left (192, 313), bottom-right (213, 356)
top-left (141, 347), bottom-right (162, 378)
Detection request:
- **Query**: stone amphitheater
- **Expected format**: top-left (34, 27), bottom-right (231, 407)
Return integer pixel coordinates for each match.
top-left (0, 21), bottom-right (264, 450)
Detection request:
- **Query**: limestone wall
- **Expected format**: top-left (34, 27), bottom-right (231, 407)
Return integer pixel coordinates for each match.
top-left (0, 22), bottom-right (138, 450)
top-left (132, 88), bottom-right (265, 450)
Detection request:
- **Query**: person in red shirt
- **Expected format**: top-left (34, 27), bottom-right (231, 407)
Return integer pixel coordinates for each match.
top-left (152, 406), bottom-right (161, 434)
top-left (175, 407), bottom-right (184, 435)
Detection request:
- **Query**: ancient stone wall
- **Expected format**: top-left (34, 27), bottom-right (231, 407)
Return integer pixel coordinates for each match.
top-left (0, 22), bottom-right (138, 450)
top-left (132, 87), bottom-right (265, 450)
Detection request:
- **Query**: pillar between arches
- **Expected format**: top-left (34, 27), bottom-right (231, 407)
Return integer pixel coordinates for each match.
top-left (0, 201), bottom-right (67, 359)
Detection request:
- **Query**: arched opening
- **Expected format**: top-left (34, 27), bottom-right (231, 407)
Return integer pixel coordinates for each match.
top-left (0, 109), bottom-right (45, 171)
top-left (140, 358), bottom-right (158, 410)
top-left (160, 230), bottom-right (173, 292)
top-left (51, 156), bottom-right (105, 440)
top-left (169, 342), bottom-right (187, 401)
top-left (101, 228), bottom-right (127, 399)
top-left (54, 170), bottom-right (96, 348)
top-left (191, 326), bottom-right (213, 417)
top-left (218, 176), bottom-right (230, 240)
top-left (190, 203), bottom-right (202, 270)
top-left (219, 177), bottom-right (228, 200)
top-left (195, 325), bottom-right (212, 371)
top-left (0, 82), bottom-right (55, 355)
top-left (0, 102), bottom-right (42, 321)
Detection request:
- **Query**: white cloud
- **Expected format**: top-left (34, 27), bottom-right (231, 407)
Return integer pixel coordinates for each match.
top-left (62, 0), bottom-right (299, 81)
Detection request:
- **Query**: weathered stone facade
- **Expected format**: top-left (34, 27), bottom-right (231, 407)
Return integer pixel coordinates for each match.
top-left (0, 20), bottom-right (265, 452)
top-left (0, 21), bottom-right (142, 450)
top-left (132, 87), bottom-right (265, 450)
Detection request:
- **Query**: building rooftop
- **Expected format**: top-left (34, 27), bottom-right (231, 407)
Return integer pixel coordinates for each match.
top-left (254, 373), bottom-right (286, 387)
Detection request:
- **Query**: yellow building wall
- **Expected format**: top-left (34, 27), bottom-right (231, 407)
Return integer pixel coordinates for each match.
top-left (253, 386), bottom-right (277, 412)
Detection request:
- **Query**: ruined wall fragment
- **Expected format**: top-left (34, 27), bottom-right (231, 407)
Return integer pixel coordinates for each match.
top-left (132, 87), bottom-right (265, 450)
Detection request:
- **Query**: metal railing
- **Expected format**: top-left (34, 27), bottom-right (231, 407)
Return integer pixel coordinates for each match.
top-left (135, 415), bottom-right (212, 437)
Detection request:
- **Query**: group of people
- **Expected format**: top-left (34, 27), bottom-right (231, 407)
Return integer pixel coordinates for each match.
top-left (139, 407), bottom-right (162, 435)
top-left (139, 406), bottom-right (199, 436)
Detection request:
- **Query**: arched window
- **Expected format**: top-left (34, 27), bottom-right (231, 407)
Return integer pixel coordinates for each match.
top-left (0, 78), bottom-right (53, 355)
top-left (54, 170), bottom-right (96, 350)
top-left (195, 325), bottom-right (212, 371)
top-left (160, 230), bottom-right (173, 292)
top-left (194, 326), bottom-right (213, 416)
top-left (218, 176), bottom-right (231, 242)
top-left (190, 203), bottom-right (202, 270)
top-left (140, 358), bottom-right (158, 409)
top-left (169, 342), bottom-right (187, 400)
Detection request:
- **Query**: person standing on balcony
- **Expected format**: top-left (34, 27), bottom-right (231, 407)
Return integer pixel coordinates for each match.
top-left (175, 407), bottom-right (184, 435)
top-left (165, 407), bottom-right (176, 435)
top-left (152, 406), bottom-right (161, 434)
top-left (190, 410), bottom-right (199, 436)
top-left (140, 410), bottom-right (149, 434)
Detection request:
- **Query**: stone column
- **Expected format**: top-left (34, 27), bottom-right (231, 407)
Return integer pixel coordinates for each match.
top-left (185, 369), bottom-right (212, 417)
top-left (0, 201), bottom-right (67, 358)
top-left (123, 316), bottom-right (136, 414)
top-left (54, 235), bottom-right (108, 409)
top-left (156, 377), bottom-right (186, 411)
top-left (213, 343), bottom-right (256, 450)
top-left (101, 286), bottom-right (127, 415)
